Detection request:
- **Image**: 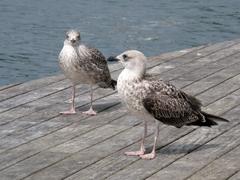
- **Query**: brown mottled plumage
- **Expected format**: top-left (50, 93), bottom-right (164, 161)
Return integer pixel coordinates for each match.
top-left (116, 50), bottom-right (228, 159)
top-left (58, 30), bottom-right (116, 115)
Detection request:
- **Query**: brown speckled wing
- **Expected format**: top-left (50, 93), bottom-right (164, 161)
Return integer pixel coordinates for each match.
top-left (77, 46), bottom-right (113, 87)
top-left (142, 80), bottom-right (200, 127)
top-left (88, 47), bottom-right (113, 85)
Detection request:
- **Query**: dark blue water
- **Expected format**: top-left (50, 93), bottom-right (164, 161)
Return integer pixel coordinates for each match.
top-left (0, 0), bottom-right (240, 85)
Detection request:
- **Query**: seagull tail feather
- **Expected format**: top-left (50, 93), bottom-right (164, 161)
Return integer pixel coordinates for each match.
top-left (111, 79), bottom-right (117, 90)
top-left (201, 111), bottom-right (229, 122)
top-left (187, 111), bottom-right (229, 127)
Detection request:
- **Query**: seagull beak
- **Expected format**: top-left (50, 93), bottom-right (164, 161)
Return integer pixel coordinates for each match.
top-left (71, 39), bottom-right (76, 43)
top-left (107, 56), bottom-right (120, 62)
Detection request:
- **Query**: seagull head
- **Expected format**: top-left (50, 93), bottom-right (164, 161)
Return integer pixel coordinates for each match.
top-left (65, 30), bottom-right (81, 46)
top-left (116, 50), bottom-right (147, 77)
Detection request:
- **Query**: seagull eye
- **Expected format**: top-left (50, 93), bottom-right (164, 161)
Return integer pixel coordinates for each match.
top-left (77, 35), bottom-right (80, 39)
top-left (123, 54), bottom-right (128, 60)
top-left (66, 35), bottom-right (69, 39)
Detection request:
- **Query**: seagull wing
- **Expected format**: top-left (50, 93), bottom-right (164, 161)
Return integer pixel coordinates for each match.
top-left (77, 46), bottom-right (113, 87)
top-left (142, 80), bottom-right (201, 127)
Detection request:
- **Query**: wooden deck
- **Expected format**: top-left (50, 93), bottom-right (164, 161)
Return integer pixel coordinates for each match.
top-left (0, 39), bottom-right (240, 180)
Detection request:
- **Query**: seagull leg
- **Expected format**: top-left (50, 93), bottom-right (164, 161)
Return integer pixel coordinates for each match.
top-left (60, 84), bottom-right (76, 115)
top-left (140, 120), bottom-right (159, 160)
top-left (82, 85), bottom-right (97, 116)
top-left (125, 120), bottom-right (147, 156)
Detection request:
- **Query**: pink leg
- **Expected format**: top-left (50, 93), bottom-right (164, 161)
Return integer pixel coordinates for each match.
top-left (60, 85), bottom-right (76, 115)
top-left (140, 121), bottom-right (159, 160)
top-left (125, 120), bottom-right (147, 156)
top-left (82, 85), bottom-right (97, 116)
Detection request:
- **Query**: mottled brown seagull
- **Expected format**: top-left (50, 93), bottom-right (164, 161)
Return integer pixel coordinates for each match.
top-left (58, 30), bottom-right (116, 115)
top-left (115, 50), bottom-right (228, 160)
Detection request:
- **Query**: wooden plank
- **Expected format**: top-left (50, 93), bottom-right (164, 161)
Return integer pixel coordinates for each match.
top-left (0, 103), bottom-right (126, 171)
top-left (0, 85), bottom-right (118, 130)
top-left (64, 91), bottom-right (240, 180)
top-left (0, 50), bottom-right (236, 159)
top-left (0, 40), bottom-right (239, 179)
top-left (228, 171), bottom-right (240, 180)
top-left (203, 88), bottom-right (240, 116)
top-left (186, 145), bottom-right (240, 180)
top-left (0, 45), bottom-right (237, 130)
top-left (148, 39), bottom-right (239, 77)
top-left (0, 93), bottom-right (120, 152)
top-left (182, 60), bottom-right (240, 95)
top-left (22, 125), bottom-right (171, 180)
top-left (0, 44), bottom-right (201, 105)
top-left (0, 64), bottom-right (237, 151)
top-left (103, 107), bottom-right (240, 180)
top-left (175, 52), bottom-right (240, 82)
top-left (89, 79), bottom-right (240, 180)
top-left (0, 39), bottom-right (230, 111)
top-left (63, 76), bottom-right (240, 180)
top-left (172, 52), bottom-right (240, 89)
top-left (0, 56), bottom-right (238, 169)
top-left (0, 122), bottom-right (144, 180)
top-left (0, 75), bottom-right (65, 102)
top-left (145, 45), bottom-right (206, 69)
top-left (0, 39), bottom-right (232, 119)
top-left (0, 74), bottom-right (205, 171)
top-left (145, 110), bottom-right (240, 180)
top-left (168, 55), bottom-right (240, 91)
top-left (157, 42), bottom-right (240, 82)
top-left (149, 48), bottom-right (240, 94)
top-left (0, 82), bottom-right (92, 125)
top-left (197, 74), bottom-right (240, 106)
top-left (0, 82), bottom-right (111, 125)
top-left (117, 45), bottom-right (206, 72)
top-left (20, 86), bottom-right (240, 178)
top-left (0, 79), bottom-right (72, 113)
top-left (0, 82), bottom-right (22, 91)
top-left (64, 126), bottom-right (195, 180)
top-left (0, 45), bottom-right (205, 129)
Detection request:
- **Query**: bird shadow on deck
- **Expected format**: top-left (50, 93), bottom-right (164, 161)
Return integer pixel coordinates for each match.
top-left (157, 143), bottom-right (218, 155)
top-left (76, 101), bottom-right (121, 113)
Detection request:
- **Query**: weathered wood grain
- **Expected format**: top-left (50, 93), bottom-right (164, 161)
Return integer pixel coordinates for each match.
top-left (0, 39), bottom-right (239, 180)
top-left (0, 93), bottom-right (120, 153)
top-left (0, 75), bottom-right (65, 102)
top-left (197, 74), bottom-right (240, 106)
top-left (0, 45), bottom-right (201, 125)
top-left (228, 171), bottom-right (240, 180)
top-left (182, 60), bottom-right (240, 95)
top-left (0, 39), bottom-right (230, 114)
top-left (104, 107), bottom-right (240, 180)
top-left (0, 42), bottom-right (237, 136)
top-left (18, 83), bottom-right (240, 180)
top-left (0, 122), bottom-right (144, 180)
top-left (65, 90), bottom-right (240, 180)
top-left (64, 126), bottom-right (195, 180)
top-left (0, 39), bottom-right (233, 126)
top-left (186, 145), bottom-right (240, 180)
top-left (0, 44), bottom-right (207, 140)
top-left (0, 82), bottom-right (22, 91)
top-left (146, 108), bottom-right (240, 180)
top-left (0, 44), bottom-right (201, 108)
top-left (0, 58), bottom-right (237, 155)
top-left (0, 103), bottom-right (125, 171)
top-left (158, 42), bottom-right (240, 82)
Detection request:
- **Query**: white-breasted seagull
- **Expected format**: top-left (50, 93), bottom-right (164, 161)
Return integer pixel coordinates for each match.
top-left (58, 30), bottom-right (116, 115)
top-left (114, 50), bottom-right (228, 160)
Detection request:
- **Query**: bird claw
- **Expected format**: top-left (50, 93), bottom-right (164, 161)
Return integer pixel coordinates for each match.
top-left (82, 108), bottom-right (97, 116)
top-left (60, 109), bottom-right (76, 115)
top-left (139, 152), bottom-right (156, 160)
top-left (124, 150), bottom-right (145, 156)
